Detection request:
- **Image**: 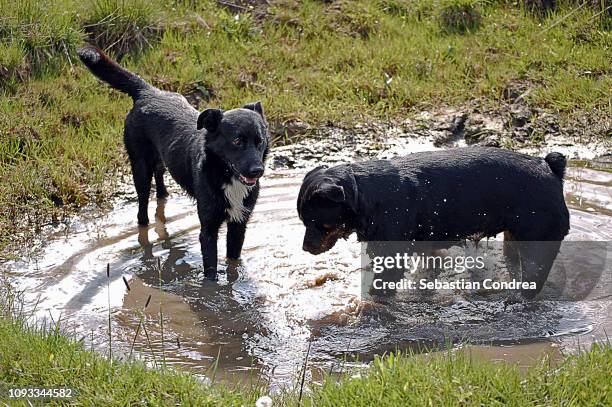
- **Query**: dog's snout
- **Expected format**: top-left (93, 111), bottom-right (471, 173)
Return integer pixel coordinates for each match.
top-left (246, 165), bottom-right (264, 178)
top-left (302, 228), bottom-right (325, 254)
top-left (302, 241), bottom-right (319, 254)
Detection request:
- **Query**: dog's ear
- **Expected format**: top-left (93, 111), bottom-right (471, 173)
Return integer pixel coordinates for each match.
top-left (304, 165), bottom-right (327, 181)
top-left (243, 101), bottom-right (264, 118)
top-left (197, 108), bottom-right (224, 132)
top-left (316, 182), bottom-right (345, 203)
top-left (345, 172), bottom-right (359, 213)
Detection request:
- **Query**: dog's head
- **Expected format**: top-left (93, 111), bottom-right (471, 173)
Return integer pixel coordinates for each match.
top-left (297, 166), bottom-right (358, 255)
top-left (198, 101), bottom-right (269, 186)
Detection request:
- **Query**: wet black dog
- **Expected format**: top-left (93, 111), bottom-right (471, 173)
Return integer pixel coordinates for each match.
top-left (297, 147), bottom-right (570, 297)
top-left (78, 45), bottom-right (269, 278)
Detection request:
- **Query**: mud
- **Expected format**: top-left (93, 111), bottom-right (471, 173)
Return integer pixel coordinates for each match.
top-left (271, 107), bottom-right (610, 169)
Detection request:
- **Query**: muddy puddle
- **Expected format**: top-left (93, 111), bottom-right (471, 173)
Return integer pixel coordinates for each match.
top-left (3, 136), bottom-right (611, 388)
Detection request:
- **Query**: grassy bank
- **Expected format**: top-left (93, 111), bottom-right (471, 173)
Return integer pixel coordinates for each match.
top-left (0, 317), bottom-right (257, 405)
top-left (0, 315), bottom-right (610, 406)
top-left (0, 0), bottom-right (611, 254)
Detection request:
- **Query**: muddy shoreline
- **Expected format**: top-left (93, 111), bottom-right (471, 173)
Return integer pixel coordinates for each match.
top-left (270, 102), bottom-right (611, 170)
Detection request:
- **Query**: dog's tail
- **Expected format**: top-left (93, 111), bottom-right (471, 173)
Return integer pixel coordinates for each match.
top-left (77, 45), bottom-right (151, 99)
top-left (544, 152), bottom-right (567, 180)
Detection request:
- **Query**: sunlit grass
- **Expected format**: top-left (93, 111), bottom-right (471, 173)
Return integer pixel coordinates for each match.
top-left (299, 343), bottom-right (612, 406)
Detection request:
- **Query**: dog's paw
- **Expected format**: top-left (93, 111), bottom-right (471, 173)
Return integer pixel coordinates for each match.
top-left (204, 268), bottom-right (218, 281)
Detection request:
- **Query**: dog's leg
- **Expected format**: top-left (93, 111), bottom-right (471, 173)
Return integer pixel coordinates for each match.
top-left (226, 221), bottom-right (248, 260)
top-left (197, 204), bottom-right (224, 280)
top-left (514, 218), bottom-right (566, 299)
top-left (517, 240), bottom-right (562, 299)
top-left (154, 162), bottom-right (169, 199)
top-left (199, 222), bottom-right (222, 279)
top-left (131, 158), bottom-right (153, 226)
top-left (503, 231), bottom-right (520, 279)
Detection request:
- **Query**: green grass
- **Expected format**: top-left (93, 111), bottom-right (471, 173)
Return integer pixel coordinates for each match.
top-left (83, 0), bottom-right (162, 58)
top-left (302, 344), bottom-right (612, 406)
top-left (0, 0), bottom-right (611, 254)
top-left (0, 318), bottom-right (259, 405)
top-left (0, 314), bottom-right (610, 406)
top-left (0, 0), bottom-right (82, 89)
top-left (439, 1), bottom-right (483, 34)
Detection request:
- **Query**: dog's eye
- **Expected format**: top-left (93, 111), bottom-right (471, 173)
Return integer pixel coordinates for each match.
top-left (232, 138), bottom-right (242, 146)
top-left (322, 224), bottom-right (334, 230)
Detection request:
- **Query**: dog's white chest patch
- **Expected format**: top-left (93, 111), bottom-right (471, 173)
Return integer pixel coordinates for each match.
top-left (222, 178), bottom-right (252, 223)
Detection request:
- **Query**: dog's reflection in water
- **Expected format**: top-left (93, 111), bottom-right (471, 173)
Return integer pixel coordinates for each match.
top-left (154, 197), bottom-right (167, 224)
top-left (138, 198), bottom-right (169, 257)
top-left (136, 198), bottom-right (241, 285)
top-left (136, 198), bottom-right (194, 285)
top-left (138, 199), bottom-right (172, 262)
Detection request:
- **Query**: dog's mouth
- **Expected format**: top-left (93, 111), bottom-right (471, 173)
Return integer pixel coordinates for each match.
top-left (229, 164), bottom-right (260, 186)
top-left (237, 174), bottom-right (258, 186)
top-left (304, 226), bottom-right (351, 255)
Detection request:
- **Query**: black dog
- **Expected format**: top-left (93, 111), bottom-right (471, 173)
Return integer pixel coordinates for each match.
top-left (297, 147), bottom-right (570, 297)
top-left (78, 45), bottom-right (269, 278)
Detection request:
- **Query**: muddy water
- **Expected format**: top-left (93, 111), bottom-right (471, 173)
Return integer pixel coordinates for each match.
top-left (3, 146), bottom-right (611, 387)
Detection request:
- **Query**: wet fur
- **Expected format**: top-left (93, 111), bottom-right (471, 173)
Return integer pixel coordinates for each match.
top-left (78, 45), bottom-right (269, 278)
top-left (298, 147), bottom-right (570, 298)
